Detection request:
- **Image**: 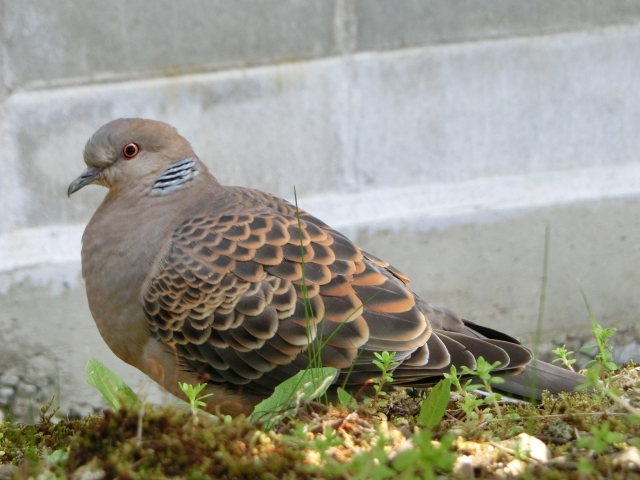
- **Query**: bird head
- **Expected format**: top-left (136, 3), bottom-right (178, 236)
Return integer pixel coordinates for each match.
top-left (68, 118), bottom-right (198, 196)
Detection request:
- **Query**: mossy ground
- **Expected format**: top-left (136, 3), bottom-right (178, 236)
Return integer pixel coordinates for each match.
top-left (1, 365), bottom-right (639, 479)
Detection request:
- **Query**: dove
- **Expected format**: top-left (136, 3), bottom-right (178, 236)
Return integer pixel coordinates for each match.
top-left (69, 118), bottom-right (584, 416)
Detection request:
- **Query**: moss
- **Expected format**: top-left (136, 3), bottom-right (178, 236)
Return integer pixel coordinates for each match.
top-left (0, 397), bottom-right (97, 468)
top-left (67, 405), bottom-right (311, 479)
top-left (1, 365), bottom-right (639, 478)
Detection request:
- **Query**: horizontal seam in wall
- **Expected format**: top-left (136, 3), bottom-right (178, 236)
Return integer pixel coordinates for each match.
top-left (5, 21), bottom-right (640, 96)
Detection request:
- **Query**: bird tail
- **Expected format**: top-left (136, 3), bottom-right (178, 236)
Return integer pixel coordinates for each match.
top-left (495, 359), bottom-right (586, 401)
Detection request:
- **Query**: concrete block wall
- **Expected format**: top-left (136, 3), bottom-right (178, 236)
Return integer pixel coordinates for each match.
top-left (1, 1), bottom-right (640, 419)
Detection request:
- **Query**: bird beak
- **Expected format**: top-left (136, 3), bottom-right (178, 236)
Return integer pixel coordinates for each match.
top-left (68, 166), bottom-right (101, 197)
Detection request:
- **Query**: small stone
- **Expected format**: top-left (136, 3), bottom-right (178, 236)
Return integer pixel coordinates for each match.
top-left (566, 340), bottom-right (582, 354)
top-left (17, 383), bottom-right (37, 397)
top-left (35, 386), bottom-right (56, 403)
top-left (0, 465), bottom-right (18, 480)
top-left (452, 455), bottom-right (474, 478)
top-left (517, 433), bottom-right (551, 462)
top-left (0, 387), bottom-right (14, 407)
top-left (553, 333), bottom-right (567, 345)
top-left (396, 438), bottom-right (414, 453)
top-left (536, 343), bottom-right (554, 357)
top-left (304, 450), bottom-right (321, 466)
top-left (25, 355), bottom-right (57, 386)
top-left (612, 446), bottom-right (640, 471)
top-left (499, 433), bottom-right (551, 463)
top-left (614, 342), bottom-right (640, 365)
top-left (576, 353), bottom-right (594, 368)
top-left (387, 438), bottom-right (414, 461)
top-left (0, 373), bottom-right (20, 388)
top-left (70, 458), bottom-right (106, 480)
top-left (504, 459), bottom-right (526, 477)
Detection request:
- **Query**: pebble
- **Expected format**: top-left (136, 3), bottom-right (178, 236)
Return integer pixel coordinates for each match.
top-left (553, 333), bottom-right (567, 345)
top-left (26, 355), bottom-right (58, 386)
top-left (452, 455), bottom-right (474, 478)
top-left (0, 388), bottom-right (14, 407)
top-left (70, 460), bottom-right (106, 480)
top-left (0, 373), bottom-right (20, 388)
top-left (17, 383), bottom-right (37, 397)
top-left (614, 342), bottom-right (640, 365)
top-left (499, 433), bottom-right (551, 463)
top-left (612, 446), bottom-right (640, 471)
top-left (504, 459), bottom-right (526, 477)
top-left (0, 465), bottom-right (18, 480)
top-left (388, 438), bottom-right (414, 461)
top-left (518, 433), bottom-right (550, 462)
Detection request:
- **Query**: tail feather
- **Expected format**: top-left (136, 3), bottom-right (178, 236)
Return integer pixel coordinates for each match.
top-left (496, 359), bottom-right (585, 400)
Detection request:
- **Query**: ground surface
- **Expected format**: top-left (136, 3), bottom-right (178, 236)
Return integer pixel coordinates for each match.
top-left (0, 364), bottom-right (639, 479)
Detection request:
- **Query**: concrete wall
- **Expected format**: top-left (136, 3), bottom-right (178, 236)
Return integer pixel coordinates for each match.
top-left (1, 1), bottom-right (640, 420)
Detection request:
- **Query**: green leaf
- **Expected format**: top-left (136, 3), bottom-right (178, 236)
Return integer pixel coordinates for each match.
top-left (337, 387), bottom-right (358, 408)
top-left (577, 457), bottom-right (595, 474)
top-left (579, 345), bottom-right (597, 353)
top-left (249, 367), bottom-right (337, 426)
top-left (372, 360), bottom-right (384, 370)
top-left (394, 431), bottom-right (456, 478)
top-left (464, 383), bottom-right (483, 392)
top-left (392, 449), bottom-right (418, 471)
top-left (85, 358), bottom-right (139, 412)
top-left (418, 378), bottom-right (451, 428)
top-left (48, 447), bottom-right (70, 465)
top-left (484, 393), bottom-right (502, 404)
top-left (605, 361), bottom-right (618, 371)
top-left (349, 450), bottom-right (397, 479)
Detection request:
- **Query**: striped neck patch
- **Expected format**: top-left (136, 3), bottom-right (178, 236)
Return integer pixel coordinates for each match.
top-left (151, 157), bottom-right (200, 195)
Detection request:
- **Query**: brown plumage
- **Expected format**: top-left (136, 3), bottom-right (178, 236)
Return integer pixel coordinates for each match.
top-left (69, 118), bottom-right (584, 416)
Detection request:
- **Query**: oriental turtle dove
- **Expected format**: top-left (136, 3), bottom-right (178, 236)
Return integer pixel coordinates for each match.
top-left (69, 118), bottom-right (584, 416)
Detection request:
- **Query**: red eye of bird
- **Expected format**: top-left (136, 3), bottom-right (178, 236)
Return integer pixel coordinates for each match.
top-left (122, 143), bottom-right (139, 159)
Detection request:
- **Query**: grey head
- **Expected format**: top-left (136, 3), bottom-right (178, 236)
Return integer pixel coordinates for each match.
top-left (68, 118), bottom-right (203, 197)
